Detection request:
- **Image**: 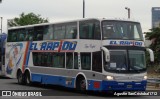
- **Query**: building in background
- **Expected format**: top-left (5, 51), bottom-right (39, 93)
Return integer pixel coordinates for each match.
top-left (152, 7), bottom-right (160, 28)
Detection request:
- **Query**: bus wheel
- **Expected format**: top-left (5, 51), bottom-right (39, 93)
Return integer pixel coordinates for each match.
top-left (17, 70), bottom-right (24, 84)
top-left (76, 77), bottom-right (86, 91)
top-left (24, 71), bottom-right (31, 85)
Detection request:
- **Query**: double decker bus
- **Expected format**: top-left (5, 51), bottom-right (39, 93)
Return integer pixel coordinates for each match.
top-left (5, 18), bottom-right (154, 91)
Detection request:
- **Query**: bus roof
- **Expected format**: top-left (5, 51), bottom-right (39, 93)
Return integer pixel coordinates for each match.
top-left (8, 18), bottom-right (140, 30)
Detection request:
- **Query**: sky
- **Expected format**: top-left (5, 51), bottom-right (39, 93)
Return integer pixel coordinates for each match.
top-left (0, 0), bottom-right (160, 33)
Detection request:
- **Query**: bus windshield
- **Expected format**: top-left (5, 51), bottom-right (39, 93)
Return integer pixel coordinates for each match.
top-left (129, 51), bottom-right (146, 71)
top-left (104, 50), bottom-right (146, 73)
top-left (102, 20), bottom-right (143, 40)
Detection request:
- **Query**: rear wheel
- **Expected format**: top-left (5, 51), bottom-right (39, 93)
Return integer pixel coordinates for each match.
top-left (24, 71), bottom-right (31, 85)
top-left (17, 70), bottom-right (24, 84)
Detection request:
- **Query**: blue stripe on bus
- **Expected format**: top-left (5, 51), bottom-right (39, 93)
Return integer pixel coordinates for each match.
top-left (87, 80), bottom-right (103, 91)
top-left (87, 80), bottom-right (147, 91)
top-left (31, 73), bottom-right (75, 88)
top-left (30, 73), bottom-right (147, 91)
top-left (101, 80), bottom-right (147, 91)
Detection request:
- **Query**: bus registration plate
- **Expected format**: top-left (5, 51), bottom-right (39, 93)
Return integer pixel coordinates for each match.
top-left (127, 85), bottom-right (132, 88)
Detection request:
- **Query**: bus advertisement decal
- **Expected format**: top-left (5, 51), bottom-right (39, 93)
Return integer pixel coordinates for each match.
top-left (109, 40), bottom-right (143, 46)
top-left (29, 41), bottom-right (77, 52)
top-left (6, 43), bottom-right (23, 74)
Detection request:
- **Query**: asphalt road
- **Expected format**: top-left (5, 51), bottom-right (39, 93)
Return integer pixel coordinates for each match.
top-left (0, 77), bottom-right (160, 99)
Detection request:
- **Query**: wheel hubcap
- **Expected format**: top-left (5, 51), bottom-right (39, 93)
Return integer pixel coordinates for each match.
top-left (80, 80), bottom-right (86, 90)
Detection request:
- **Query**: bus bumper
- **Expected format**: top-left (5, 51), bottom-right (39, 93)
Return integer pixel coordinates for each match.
top-left (101, 80), bottom-right (147, 91)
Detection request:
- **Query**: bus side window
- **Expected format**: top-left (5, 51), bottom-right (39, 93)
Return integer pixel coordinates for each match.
top-left (11, 31), bottom-right (18, 42)
top-left (81, 53), bottom-right (91, 70)
top-left (93, 23), bottom-right (101, 39)
top-left (47, 53), bottom-right (53, 67)
top-left (65, 23), bottom-right (77, 39)
top-left (34, 26), bottom-right (44, 41)
top-left (27, 28), bottom-right (34, 41)
top-left (37, 34), bottom-right (43, 41)
top-left (37, 53), bottom-right (42, 66)
top-left (79, 20), bottom-right (100, 39)
top-left (17, 29), bottom-right (25, 41)
top-left (74, 53), bottom-right (78, 69)
top-left (19, 33), bottom-right (25, 41)
top-left (28, 35), bottom-right (33, 41)
top-left (43, 25), bottom-right (53, 40)
top-left (24, 29), bottom-right (28, 41)
top-left (92, 51), bottom-right (102, 72)
top-left (32, 52), bottom-right (39, 66)
top-left (66, 53), bottom-right (73, 69)
top-left (7, 30), bottom-right (14, 42)
top-left (80, 25), bottom-right (89, 39)
top-left (53, 25), bottom-right (65, 39)
top-left (53, 53), bottom-right (65, 68)
top-left (41, 53), bottom-right (48, 66)
top-left (33, 52), bottom-right (42, 66)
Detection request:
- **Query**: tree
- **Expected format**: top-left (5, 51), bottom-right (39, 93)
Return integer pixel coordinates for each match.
top-left (8, 12), bottom-right (48, 27)
top-left (145, 27), bottom-right (160, 64)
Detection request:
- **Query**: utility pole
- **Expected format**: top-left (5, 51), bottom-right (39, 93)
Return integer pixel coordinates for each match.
top-left (83, 0), bottom-right (85, 18)
top-left (125, 7), bottom-right (130, 19)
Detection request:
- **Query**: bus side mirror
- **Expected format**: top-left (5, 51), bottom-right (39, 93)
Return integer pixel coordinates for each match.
top-left (101, 47), bottom-right (110, 62)
top-left (146, 48), bottom-right (154, 62)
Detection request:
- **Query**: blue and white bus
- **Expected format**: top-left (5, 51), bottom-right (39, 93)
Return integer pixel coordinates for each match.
top-left (5, 18), bottom-right (154, 91)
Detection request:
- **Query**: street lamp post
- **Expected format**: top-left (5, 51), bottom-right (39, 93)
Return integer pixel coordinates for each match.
top-left (83, 0), bottom-right (85, 18)
top-left (125, 7), bottom-right (130, 19)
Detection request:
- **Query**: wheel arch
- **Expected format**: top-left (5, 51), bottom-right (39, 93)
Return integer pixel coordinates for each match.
top-left (75, 72), bottom-right (88, 90)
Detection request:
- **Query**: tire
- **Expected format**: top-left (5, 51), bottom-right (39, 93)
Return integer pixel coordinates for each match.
top-left (17, 70), bottom-right (24, 84)
top-left (76, 77), bottom-right (86, 91)
top-left (24, 71), bottom-right (31, 85)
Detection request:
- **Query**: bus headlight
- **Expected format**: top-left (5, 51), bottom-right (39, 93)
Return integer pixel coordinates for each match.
top-left (144, 76), bottom-right (147, 80)
top-left (106, 76), bottom-right (114, 80)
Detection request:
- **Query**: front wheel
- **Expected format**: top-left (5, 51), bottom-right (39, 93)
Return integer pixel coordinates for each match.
top-left (76, 77), bottom-right (86, 91)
